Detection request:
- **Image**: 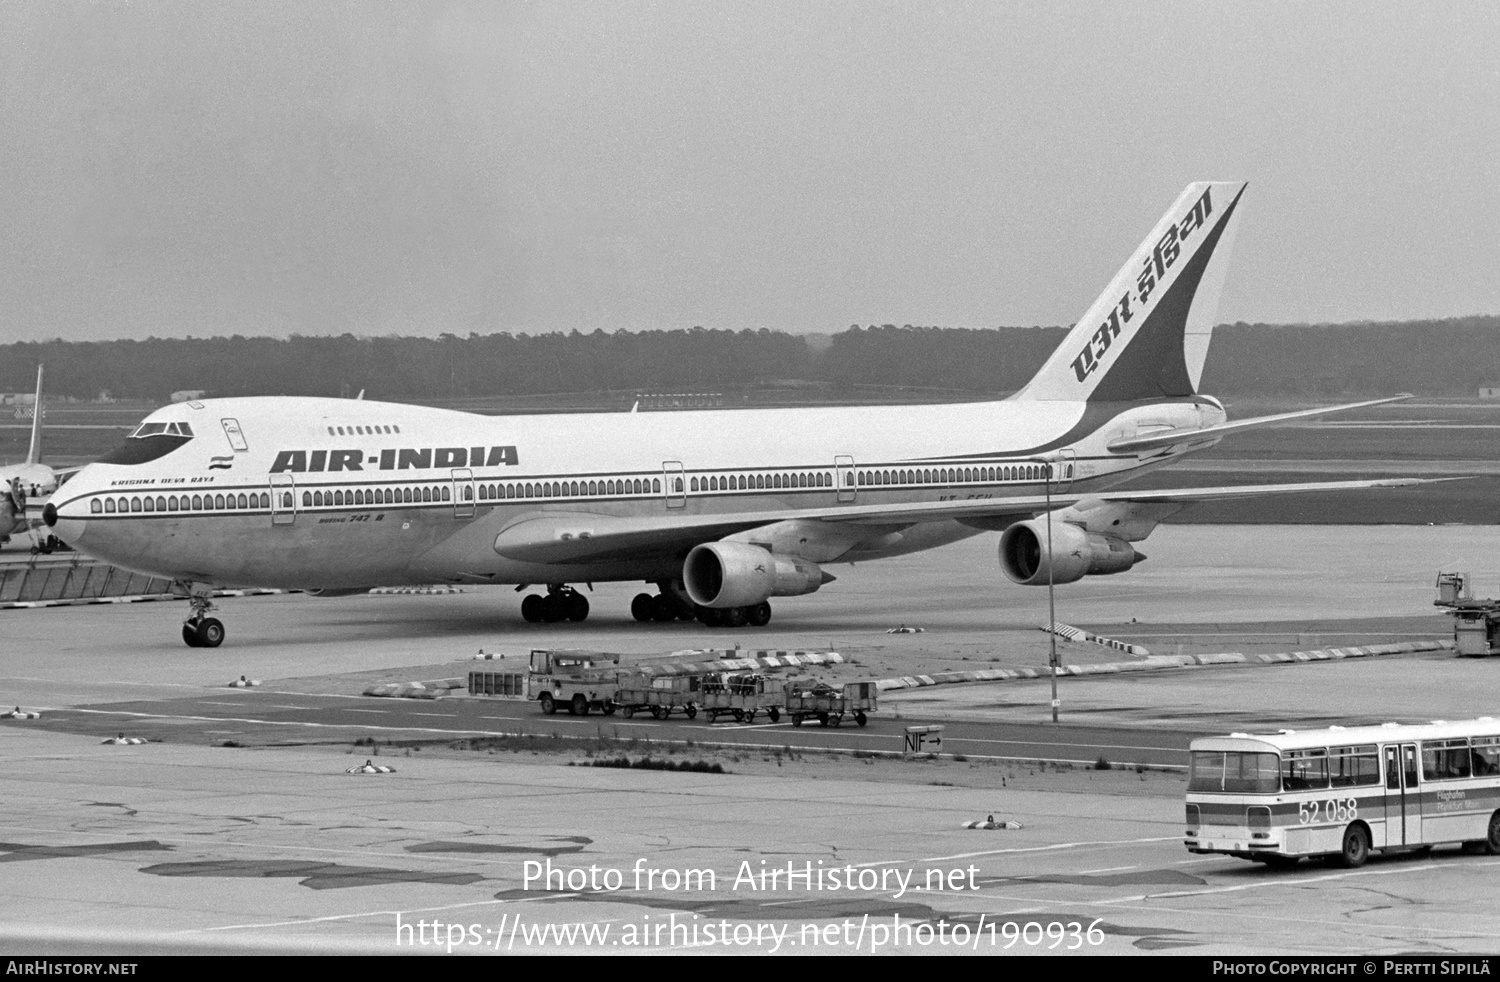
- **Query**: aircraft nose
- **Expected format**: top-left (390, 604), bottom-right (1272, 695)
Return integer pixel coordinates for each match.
top-left (46, 499), bottom-right (89, 544)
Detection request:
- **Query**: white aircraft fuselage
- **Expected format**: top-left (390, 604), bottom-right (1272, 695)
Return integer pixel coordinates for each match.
top-left (47, 393), bottom-right (1222, 589)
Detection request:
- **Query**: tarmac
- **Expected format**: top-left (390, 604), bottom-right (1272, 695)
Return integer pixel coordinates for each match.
top-left (3, 525), bottom-right (1500, 955)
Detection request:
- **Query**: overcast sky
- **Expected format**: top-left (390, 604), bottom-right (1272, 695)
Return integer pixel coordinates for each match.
top-left (2, 1), bottom-right (1496, 342)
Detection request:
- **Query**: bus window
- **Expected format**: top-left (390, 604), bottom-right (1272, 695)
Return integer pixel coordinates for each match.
top-left (1188, 751), bottom-right (1279, 793)
top-left (1472, 737), bottom-right (1500, 776)
top-left (1423, 739), bottom-right (1472, 780)
top-left (1281, 749), bottom-right (1329, 791)
top-left (1329, 745), bottom-right (1380, 787)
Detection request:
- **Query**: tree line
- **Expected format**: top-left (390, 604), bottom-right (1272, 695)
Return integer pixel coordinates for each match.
top-left (2, 317), bottom-right (1497, 402)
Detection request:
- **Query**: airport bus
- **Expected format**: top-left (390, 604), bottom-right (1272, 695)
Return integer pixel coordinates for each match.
top-left (1185, 718), bottom-right (1500, 868)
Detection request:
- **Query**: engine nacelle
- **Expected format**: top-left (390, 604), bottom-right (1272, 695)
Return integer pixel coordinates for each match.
top-left (998, 520), bottom-right (1143, 586)
top-left (683, 542), bottom-right (831, 608)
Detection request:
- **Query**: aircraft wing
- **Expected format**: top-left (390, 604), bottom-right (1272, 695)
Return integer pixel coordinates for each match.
top-left (490, 476), bottom-right (1440, 565)
top-left (1105, 395), bottom-right (1411, 454)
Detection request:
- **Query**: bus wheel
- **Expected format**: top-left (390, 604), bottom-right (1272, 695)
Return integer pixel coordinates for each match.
top-left (1488, 812), bottom-right (1500, 855)
top-left (1339, 824), bottom-right (1370, 868)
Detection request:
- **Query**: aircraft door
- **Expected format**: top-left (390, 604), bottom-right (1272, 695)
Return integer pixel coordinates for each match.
top-left (452, 468), bottom-right (475, 518)
top-left (269, 473), bottom-right (296, 526)
top-left (835, 455), bottom-right (856, 503)
top-left (662, 461), bottom-right (685, 509)
top-left (221, 418), bottom-right (249, 453)
top-left (1056, 449), bottom-right (1076, 492)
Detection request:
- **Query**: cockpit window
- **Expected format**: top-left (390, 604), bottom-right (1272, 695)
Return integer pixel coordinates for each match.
top-left (101, 421), bottom-right (195, 466)
top-left (128, 421), bottom-right (194, 439)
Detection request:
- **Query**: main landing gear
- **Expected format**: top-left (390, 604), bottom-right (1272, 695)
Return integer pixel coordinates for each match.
top-left (630, 590), bottom-right (772, 628)
top-left (630, 590), bottom-right (697, 623)
top-left (520, 585), bottom-right (590, 623)
top-left (697, 601), bottom-right (772, 629)
top-left (181, 590), bottom-right (225, 648)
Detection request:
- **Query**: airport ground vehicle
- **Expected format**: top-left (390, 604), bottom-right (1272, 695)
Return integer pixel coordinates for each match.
top-left (466, 649), bottom-right (622, 716)
top-left (700, 674), bottom-right (786, 723)
top-left (1185, 718), bottom-right (1500, 868)
top-left (615, 675), bottom-right (701, 719)
top-left (785, 681), bottom-right (877, 728)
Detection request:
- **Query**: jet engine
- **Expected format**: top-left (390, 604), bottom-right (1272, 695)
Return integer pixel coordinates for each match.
top-left (683, 542), bottom-right (831, 608)
top-left (998, 520), bottom-right (1144, 586)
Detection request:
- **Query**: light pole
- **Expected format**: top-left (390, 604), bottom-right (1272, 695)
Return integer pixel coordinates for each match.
top-left (1029, 454), bottom-right (1060, 724)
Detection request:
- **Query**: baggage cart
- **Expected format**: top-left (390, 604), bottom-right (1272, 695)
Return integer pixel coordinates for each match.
top-left (785, 681), bottom-right (877, 727)
top-left (700, 674), bottom-right (786, 723)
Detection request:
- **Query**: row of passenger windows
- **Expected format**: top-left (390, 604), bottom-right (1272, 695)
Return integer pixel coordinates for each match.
top-left (89, 463), bottom-right (1066, 516)
top-left (92, 492), bottom-right (268, 514)
top-left (326, 424), bottom-right (400, 436)
top-left (304, 486), bottom-right (450, 507)
top-left (480, 477), bottom-right (663, 500)
top-left (860, 464), bottom-right (1053, 487)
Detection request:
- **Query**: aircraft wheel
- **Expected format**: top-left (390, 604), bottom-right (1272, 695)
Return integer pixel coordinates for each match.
top-left (650, 594), bottom-right (677, 622)
top-left (565, 592), bottom-right (590, 622)
top-left (724, 606), bottom-right (748, 628)
top-left (631, 593), bottom-right (654, 622)
top-left (195, 618), bottom-right (225, 648)
top-left (521, 594), bottom-right (544, 623)
top-left (182, 623), bottom-right (203, 648)
top-left (541, 593), bottom-right (567, 623)
top-left (747, 602), bottom-right (772, 627)
top-left (700, 607), bottom-right (724, 628)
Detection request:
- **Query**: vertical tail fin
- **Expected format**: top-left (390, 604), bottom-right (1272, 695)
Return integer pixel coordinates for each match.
top-left (1017, 182), bottom-right (1247, 402)
top-left (25, 364), bottom-right (43, 466)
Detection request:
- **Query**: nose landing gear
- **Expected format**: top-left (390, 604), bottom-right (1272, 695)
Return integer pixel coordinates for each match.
top-left (178, 584), bottom-right (225, 648)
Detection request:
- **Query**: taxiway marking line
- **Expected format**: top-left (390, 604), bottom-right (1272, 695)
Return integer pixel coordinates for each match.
top-left (1095, 858), bottom-right (1500, 906)
top-left (845, 836), bottom-right (1184, 869)
top-left (958, 737), bottom-right (1185, 753)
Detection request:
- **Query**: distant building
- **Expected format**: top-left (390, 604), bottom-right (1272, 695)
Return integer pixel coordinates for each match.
top-left (170, 390), bottom-right (207, 403)
top-left (1481, 387), bottom-right (1500, 399)
top-left (0, 393), bottom-right (37, 406)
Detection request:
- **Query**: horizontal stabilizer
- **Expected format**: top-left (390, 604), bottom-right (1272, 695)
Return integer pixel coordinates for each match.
top-left (1106, 395), bottom-right (1411, 454)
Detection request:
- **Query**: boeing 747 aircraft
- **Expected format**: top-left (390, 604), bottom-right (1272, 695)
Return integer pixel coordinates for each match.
top-left (46, 182), bottom-right (1423, 647)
